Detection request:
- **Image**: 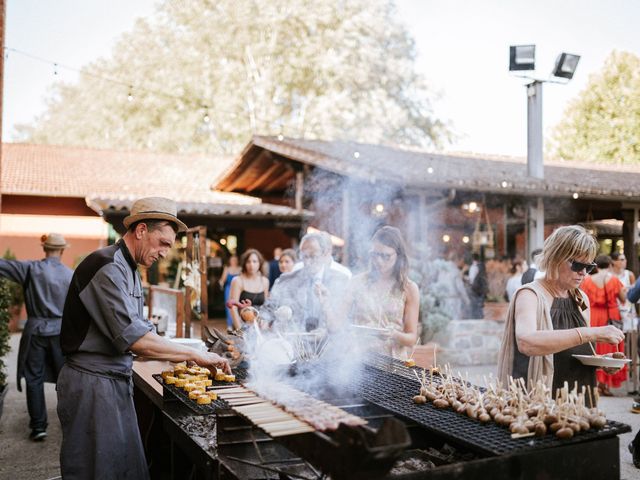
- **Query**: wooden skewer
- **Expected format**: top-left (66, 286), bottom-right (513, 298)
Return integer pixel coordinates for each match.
top-left (408, 338), bottom-right (420, 360)
top-left (588, 341), bottom-right (598, 356)
top-left (226, 398), bottom-right (265, 406)
top-left (269, 427), bottom-right (314, 437)
top-left (510, 431), bottom-right (536, 439)
top-left (217, 392), bottom-right (258, 399)
top-left (433, 344), bottom-right (437, 369)
top-left (234, 402), bottom-right (275, 410)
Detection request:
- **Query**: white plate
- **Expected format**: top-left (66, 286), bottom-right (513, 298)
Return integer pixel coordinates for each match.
top-left (168, 338), bottom-right (206, 351)
top-left (572, 354), bottom-right (632, 368)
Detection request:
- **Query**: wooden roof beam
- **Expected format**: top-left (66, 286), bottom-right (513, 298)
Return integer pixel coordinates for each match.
top-left (223, 149), bottom-right (272, 192)
top-left (245, 162), bottom-right (284, 193)
top-left (259, 169), bottom-right (294, 193)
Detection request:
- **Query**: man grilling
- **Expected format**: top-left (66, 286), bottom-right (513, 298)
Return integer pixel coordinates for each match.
top-left (57, 197), bottom-right (230, 480)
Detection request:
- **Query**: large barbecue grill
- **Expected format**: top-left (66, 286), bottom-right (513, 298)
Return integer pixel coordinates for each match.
top-left (144, 353), bottom-right (631, 479)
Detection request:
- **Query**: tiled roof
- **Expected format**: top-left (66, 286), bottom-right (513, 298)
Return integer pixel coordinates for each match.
top-left (1, 143), bottom-right (257, 205)
top-left (86, 196), bottom-right (313, 219)
top-left (216, 136), bottom-right (640, 201)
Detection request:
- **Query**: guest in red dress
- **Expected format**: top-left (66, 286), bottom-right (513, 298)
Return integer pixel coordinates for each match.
top-left (581, 254), bottom-right (628, 395)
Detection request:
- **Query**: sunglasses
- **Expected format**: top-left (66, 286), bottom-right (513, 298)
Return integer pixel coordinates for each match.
top-left (569, 260), bottom-right (597, 274)
top-left (370, 251), bottom-right (396, 262)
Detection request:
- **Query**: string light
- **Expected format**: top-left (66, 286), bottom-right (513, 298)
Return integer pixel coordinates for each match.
top-left (3, 46), bottom-right (291, 133)
top-left (572, 192), bottom-right (579, 199)
top-left (427, 167), bottom-right (434, 174)
top-left (442, 234), bottom-right (451, 243)
top-left (353, 151), bottom-right (360, 158)
top-left (462, 235), bottom-right (470, 244)
top-left (203, 106), bottom-right (210, 123)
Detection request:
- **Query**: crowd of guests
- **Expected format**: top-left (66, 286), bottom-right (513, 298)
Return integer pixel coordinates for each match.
top-left (219, 225), bottom-right (640, 469)
top-left (221, 226), bottom-right (419, 360)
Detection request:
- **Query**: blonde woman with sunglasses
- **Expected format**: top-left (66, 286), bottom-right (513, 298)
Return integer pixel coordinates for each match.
top-left (498, 225), bottom-right (624, 399)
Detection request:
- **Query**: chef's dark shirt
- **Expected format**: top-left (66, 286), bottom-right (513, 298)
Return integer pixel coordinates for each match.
top-left (61, 240), bottom-right (153, 375)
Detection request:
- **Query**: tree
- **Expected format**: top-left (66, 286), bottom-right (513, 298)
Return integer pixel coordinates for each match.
top-left (17, 0), bottom-right (448, 154)
top-left (549, 50), bottom-right (640, 165)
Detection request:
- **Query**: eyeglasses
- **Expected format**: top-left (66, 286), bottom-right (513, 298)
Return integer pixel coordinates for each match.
top-left (569, 260), bottom-right (597, 274)
top-left (370, 251), bottom-right (396, 262)
top-left (300, 253), bottom-right (323, 262)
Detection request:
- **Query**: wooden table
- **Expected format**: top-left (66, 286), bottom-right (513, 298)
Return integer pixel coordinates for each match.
top-left (132, 358), bottom-right (172, 407)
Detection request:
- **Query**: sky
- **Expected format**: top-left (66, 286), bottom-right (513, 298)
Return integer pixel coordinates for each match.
top-left (3, 0), bottom-right (640, 157)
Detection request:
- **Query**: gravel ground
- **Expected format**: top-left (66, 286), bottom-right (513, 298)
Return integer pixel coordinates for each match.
top-left (0, 332), bottom-right (638, 479)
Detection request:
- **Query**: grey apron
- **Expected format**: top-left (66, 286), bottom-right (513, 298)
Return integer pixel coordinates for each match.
top-left (56, 363), bottom-right (149, 480)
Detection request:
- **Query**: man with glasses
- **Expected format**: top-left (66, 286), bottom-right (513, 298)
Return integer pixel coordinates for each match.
top-left (263, 232), bottom-right (349, 332)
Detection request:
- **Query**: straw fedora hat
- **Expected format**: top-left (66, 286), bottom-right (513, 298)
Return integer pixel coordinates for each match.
top-left (41, 233), bottom-right (70, 249)
top-left (123, 197), bottom-right (188, 232)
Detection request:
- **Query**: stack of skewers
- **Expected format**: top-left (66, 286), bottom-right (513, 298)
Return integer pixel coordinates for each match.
top-left (412, 365), bottom-right (607, 440)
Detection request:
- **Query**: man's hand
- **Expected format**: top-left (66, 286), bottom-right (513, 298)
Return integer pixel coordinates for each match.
top-left (196, 351), bottom-right (231, 374)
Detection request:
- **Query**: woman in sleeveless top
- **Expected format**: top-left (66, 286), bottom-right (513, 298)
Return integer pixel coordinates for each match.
top-left (611, 251), bottom-right (635, 330)
top-left (497, 225), bottom-right (625, 400)
top-left (229, 249), bottom-right (269, 330)
top-left (581, 255), bottom-right (628, 394)
top-left (346, 226), bottom-right (419, 359)
top-left (219, 255), bottom-right (241, 332)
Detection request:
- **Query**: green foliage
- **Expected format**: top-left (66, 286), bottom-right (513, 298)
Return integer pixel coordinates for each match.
top-left (0, 280), bottom-right (12, 387)
top-left (2, 249), bottom-right (24, 308)
top-left (550, 51), bottom-right (640, 165)
top-left (16, 0), bottom-right (448, 154)
top-left (410, 247), bottom-right (458, 343)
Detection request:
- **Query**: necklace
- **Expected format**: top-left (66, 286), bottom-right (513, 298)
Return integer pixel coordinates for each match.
top-left (540, 278), bottom-right (569, 298)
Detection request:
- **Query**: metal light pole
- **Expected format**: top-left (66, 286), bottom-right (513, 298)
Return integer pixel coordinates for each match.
top-left (526, 80), bottom-right (545, 255)
top-left (510, 45), bottom-right (580, 260)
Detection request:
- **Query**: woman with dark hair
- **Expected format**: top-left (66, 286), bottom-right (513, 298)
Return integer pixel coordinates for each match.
top-left (219, 254), bottom-right (241, 333)
top-left (345, 226), bottom-right (420, 359)
top-left (277, 248), bottom-right (297, 275)
top-left (580, 254), bottom-right (628, 395)
top-left (229, 248), bottom-right (269, 330)
top-left (610, 250), bottom-right (635, 330)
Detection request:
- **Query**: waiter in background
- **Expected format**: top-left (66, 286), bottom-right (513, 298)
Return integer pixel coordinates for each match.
top-left (0, 233), bottom-right (73, 441)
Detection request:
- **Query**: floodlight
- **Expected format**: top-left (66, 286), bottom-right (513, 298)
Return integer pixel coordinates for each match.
top-left (552, 53), bottom-right (580, 79)
top-left (509, 45), bottom-right (535, 71)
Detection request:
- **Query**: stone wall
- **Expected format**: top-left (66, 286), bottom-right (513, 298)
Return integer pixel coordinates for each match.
top-left (433, 319), bottom-right (506, 366)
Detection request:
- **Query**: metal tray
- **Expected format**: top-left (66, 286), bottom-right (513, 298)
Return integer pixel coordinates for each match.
top-left (361, 354), bottom-right (632, 456)
top-left (153, 373), bottom-right (232, 415)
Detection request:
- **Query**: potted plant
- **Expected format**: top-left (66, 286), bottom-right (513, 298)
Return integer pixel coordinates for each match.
top-left (0, 278), bottom-right (12, 419)
top-left (483, 258), bottom-right (510, 321)
top-left (3, 249), bottom-right (25, 332)
top-left (409, 250), bottom-right (460, 367)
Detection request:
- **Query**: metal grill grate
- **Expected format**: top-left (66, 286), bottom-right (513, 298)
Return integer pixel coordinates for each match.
top-left (153, 367), bottom-right (248, 415)
top-left (359, 354), bottom-right (631, 456)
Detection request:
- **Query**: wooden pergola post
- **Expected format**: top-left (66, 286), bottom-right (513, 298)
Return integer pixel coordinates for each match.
top-left (184, 226), bottom-right (208, 339)
top-left (622, 207), bottom-right (640, 278)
